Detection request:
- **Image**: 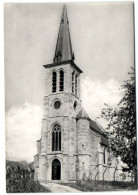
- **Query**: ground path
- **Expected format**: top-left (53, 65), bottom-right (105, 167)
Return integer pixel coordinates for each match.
top-left (41, 182), bottom-right (82, 193)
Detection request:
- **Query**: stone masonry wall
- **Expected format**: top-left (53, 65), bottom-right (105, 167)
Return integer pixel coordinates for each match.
top-left (44, 63), bottom-right (81, 99)
top-left (76, 119), bottom-right (91, 180)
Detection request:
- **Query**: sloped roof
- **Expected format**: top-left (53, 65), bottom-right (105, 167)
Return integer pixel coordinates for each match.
top-left (43, 5), bottom-right (83, 73)
top-left (53, 5), bottom-right (74, 63)
top-left (101, 136), bottom-right (109, 146)
top-left (90, 119), bottom-right (104, 135)
top-left (76, 108), bottom-right (90, 120)
top-left (90, 119), bottom-right (109, 146)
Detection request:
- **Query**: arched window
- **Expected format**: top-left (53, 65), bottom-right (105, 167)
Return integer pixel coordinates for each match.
top-left (75, 74), bottom-right (78, 96)
top-left (59, 70), bottom-right (64, 91)
top-left (72, 71), bottom-right (75, 94)
top-left (52, 124), bottom-right (61, 151)
top-left (52, 72), bottom-right (57, 92)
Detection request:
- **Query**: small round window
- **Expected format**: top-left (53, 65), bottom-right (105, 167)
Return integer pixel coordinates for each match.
top-left (54, 101), bottom-right (61, 109)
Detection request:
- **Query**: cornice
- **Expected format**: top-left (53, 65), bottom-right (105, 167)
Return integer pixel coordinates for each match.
top-left (43, 60), bottom-right (83, 73)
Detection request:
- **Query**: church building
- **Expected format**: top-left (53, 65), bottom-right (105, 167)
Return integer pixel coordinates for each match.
top-left (34, 5), bottom-right (125, 183)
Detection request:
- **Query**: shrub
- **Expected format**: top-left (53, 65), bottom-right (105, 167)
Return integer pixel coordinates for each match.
top-left (6, 177), bottom-right (50, 193)
top-left (6, 162), bottom-right (50, 193)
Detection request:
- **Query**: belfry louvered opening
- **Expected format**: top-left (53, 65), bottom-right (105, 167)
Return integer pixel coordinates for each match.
top-left (72, 71), bottom-right (75, 94)
top-left (75, 74), bottom-right (78, 96)
top-left (52, 72), bottom-right (57, 92)
top-left (59, 70), bottom-right (64, 91)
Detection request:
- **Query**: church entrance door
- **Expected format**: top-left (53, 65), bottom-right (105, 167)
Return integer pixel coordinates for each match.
top-left (52, 159), bottom-right (61, 180)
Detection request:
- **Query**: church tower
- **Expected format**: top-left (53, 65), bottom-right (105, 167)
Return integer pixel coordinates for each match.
top-left (34, 4), bottom-right (127, 184)
top-left (34, 5), bottom-right (83, 182)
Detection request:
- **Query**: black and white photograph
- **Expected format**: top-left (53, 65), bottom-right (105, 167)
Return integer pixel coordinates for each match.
top-left (4, 1), bottom-right (137, 193)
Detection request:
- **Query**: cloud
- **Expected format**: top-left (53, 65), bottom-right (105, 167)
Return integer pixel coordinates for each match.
top-left (81, 76), bottom-right (123, 120)
top-left (5, 78), bottom-right (123, 162)
top-left (5, 102), bottom-right (42, 162)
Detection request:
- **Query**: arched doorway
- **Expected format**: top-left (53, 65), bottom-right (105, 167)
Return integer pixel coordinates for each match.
top-left (52, 159), bottom-right (61, 180)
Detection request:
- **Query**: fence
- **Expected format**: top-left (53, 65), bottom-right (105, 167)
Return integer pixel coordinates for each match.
top-left (81, 165), bottom-right (132, 183)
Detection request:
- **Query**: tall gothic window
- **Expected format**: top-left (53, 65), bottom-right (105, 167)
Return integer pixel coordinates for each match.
top-left (75, 74), bottom-right (78, 96)
top-left (72, 71), bottom-right (75, 94)
top-left (52, 72), bottom-right (57, 92)
top-left (59, 70), bottom-right (64, 91)
top-left (52, 124), bottom-right (61, 151)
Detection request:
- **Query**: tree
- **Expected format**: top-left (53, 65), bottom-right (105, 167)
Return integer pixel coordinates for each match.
top-left (101, 67), bottom-right (137, 182)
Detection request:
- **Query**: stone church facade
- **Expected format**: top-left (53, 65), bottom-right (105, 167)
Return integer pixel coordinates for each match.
top-left (34, 5), bottom-right (129, 183)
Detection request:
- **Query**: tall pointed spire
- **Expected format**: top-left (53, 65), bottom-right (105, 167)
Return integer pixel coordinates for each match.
top-left (53, 5), bottom-right (74, 63)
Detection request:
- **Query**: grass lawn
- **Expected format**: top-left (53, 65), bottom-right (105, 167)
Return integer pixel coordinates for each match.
top-left (60, 180), bottom-right (137, 192)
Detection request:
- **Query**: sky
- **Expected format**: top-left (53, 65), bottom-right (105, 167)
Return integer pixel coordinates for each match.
top-left (4, 2), bottom-right (134, 162)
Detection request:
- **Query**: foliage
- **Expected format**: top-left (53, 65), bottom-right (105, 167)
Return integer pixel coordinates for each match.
top-left (6, 177), bottom-right (50, 193)
top-left (6, 160), bottom-right (50, 193)
top-left (6, 160), bottom-right (34, 170)
top-left (101, 67), bottom-right (137, 181)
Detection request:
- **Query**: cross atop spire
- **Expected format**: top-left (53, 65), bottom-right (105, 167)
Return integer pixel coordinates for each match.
top-left (53, 5), bottom-right (74, 63)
